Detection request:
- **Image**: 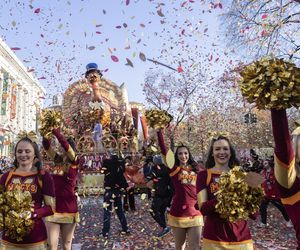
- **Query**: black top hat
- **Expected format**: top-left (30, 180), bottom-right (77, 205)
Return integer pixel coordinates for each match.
top-left (85, 63), bottom-right (102, 78)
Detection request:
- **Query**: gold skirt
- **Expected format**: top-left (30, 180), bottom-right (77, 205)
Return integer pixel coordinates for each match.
top-left (202, 239), bottom-right (254, 250)
top-left (0, 240), bottom-right (47, 250)
top-left (45, 212), bottom-right (80, 223)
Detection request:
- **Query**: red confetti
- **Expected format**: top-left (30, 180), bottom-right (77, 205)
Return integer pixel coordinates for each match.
top-left (34, 8), bottom-right (40, 14)
top-left (262, 14), bottom-right (268, 19)
top-left (111, 55), bottom-right (119, 62)
top-left (177, 66), bottom-right (183, 73)
top-left (261, 30), bottom-right (268, 36)
top-left (10, 47), bottom-right (21, 51)
top-left (96, 31), bottom-right (102, 34)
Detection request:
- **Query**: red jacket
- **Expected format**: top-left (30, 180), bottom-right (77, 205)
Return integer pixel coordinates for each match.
top-left (262, 168), bottom-right (280, 200)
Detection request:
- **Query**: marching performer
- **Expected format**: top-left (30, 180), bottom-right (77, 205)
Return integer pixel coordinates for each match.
top-left (196, 136), bottom-right (257, 250)
top-left (42, 128), bottom-right (79, 250)
top-left (0, 132), bottom-right (55, 250)
top-left (271, 109), bottom-right (300, 249)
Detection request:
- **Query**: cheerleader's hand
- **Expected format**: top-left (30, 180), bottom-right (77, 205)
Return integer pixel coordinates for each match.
top-left (19, 211), bottom-right (32, 220)
top-left (75, 192), bottom-right (83, 209)
top-left (245, 172), bottom-right (264, 188)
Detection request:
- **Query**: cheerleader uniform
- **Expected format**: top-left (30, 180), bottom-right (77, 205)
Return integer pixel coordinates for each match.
top-left (271, 109), bottom-right (300, 249)
top-left (0, 169), bottom-right (55, 249)
top-left (42, 128), bottom-right (79, 224)
top-left (167, 165), bottom-right (203, 228)
top-left (196, 169), bottom-right (254, 250)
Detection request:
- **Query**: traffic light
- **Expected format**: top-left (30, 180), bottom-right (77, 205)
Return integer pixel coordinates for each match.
top-left (244, 113), bottom-right (250, 124)
top-left (244, 113), bottom-right (257, 124)
top-left (250, 114), bottom-right (257, 123)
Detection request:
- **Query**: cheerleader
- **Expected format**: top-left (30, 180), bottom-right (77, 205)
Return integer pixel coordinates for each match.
top-left (271, 109), bottom-right (300, 249)
top-left (167, 145), bottom-right (203, 250)
top-left (156, 131), bottom-right (203, 250)
top-left (196, 136), bottom-right (255, 250)
top-left (0, 132), bottom-right (55, 250)
top-left (42, 128), bottom-right (79, 250)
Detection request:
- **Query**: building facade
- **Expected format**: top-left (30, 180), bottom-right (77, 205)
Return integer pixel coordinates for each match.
top-left (0, 38), bottom-right (45, 156)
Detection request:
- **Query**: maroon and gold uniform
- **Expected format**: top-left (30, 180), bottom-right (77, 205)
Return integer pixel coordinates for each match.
top-left (45, 165), bottom-right (79, 223)
top-left (0, 169), bottom-right (55, 249)
top-left (271, 109), bottom-right (300, 249)
top-left (42, 128), bottom-right (79, 224)
top-left (197, 169), bottom-right (254, 250)
top-left (167, 166), bottom-right (203, 228)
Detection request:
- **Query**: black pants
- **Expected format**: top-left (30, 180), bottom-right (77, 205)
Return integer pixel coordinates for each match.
top-left (102, 189), bottom-right (128, 235)
top-left (123, 187), bottom-right (136, 211)
top-left (150, 196), bottom-right (171, 228)
top-left (260, 198), bottom-right (290, 224)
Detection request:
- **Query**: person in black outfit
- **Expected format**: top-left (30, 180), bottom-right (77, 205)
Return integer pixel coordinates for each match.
top-left (143, 155), bottom-right (154, 200)
top-left (101, 152), bottom-right (130, 238)
top-left (146, 155), bottom-right (173, 237)
top-left (123, 156), bottom-right (136, 212)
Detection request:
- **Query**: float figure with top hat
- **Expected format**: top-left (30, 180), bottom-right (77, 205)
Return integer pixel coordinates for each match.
top-left (85, 62), bottom-right (105, 110)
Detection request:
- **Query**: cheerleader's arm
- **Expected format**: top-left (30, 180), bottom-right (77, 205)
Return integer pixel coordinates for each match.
top-left (42, 137), bottom-right (57, 160)
top-left (52, 128), bottom-right (77, 164)
top-left (33, 171), bottom-right (55, 219)
top-left (271, 109), bottom-right (296, 189)
top-left (196, 170), bottom-right (217, 215)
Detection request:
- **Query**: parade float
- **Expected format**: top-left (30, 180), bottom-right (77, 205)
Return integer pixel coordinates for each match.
top-left (41, 64), bottom-right (150, 195)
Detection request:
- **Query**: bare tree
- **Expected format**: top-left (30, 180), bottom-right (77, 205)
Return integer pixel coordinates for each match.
top-left (142, 69), bottom-right (202, 150)
top-left (223, 0), bottom-right (300, 62)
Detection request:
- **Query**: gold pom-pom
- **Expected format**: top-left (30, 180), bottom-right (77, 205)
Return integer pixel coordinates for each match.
top-left (208, 131), bottom-right (230, 140)
top-left (145, 109), bottom-right (173, 129)
top-left (239, 57), bottom-right (300, 110)
top-left (215, 166), bottom-right (264, 222)
top-left (1, 189), bottom-right (34, 241)
top-left (39, 109), bottom-right (63, 137)
top-left (0, 186), bottom-right (4, 230)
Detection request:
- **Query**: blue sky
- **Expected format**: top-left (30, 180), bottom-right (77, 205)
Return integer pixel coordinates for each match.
top-left (0, 0), bottom-right (230, 106)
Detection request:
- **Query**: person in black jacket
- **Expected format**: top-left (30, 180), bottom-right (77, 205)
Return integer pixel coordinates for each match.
top-left (101, 152), bottom-right (130, 238)
top-left (146, 155), bottom-right (173, 237)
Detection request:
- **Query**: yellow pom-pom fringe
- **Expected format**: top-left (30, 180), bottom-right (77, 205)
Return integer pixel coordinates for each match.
top-left (215, 166), bottom-right (263, 222)
top-left (239, 57), bottom-right (300, 110)
top-left (145, 109), bottom-right (173, 130)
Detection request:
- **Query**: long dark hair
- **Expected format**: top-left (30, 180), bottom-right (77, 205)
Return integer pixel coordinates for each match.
top-left (14, 138), bottom-right (42, 171)
top-left (54, 137), bottom-right (77, 165)
top-left (205, 136), bottom-right (239, 169)
top-left (174, 145), bottom-right (198, 172)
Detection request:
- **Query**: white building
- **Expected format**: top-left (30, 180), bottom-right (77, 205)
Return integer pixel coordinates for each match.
top-left (0, 38), bottom-right (45, 156)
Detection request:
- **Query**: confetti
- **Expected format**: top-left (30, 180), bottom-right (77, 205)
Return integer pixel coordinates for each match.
top-left (111, 55), bottom-right (119, 62)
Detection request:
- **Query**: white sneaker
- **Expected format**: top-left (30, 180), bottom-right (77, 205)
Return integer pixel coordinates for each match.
top-left (258, 222), bottom-right (269, 228)
top-left (286, 220), bottom-right (293, 228)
